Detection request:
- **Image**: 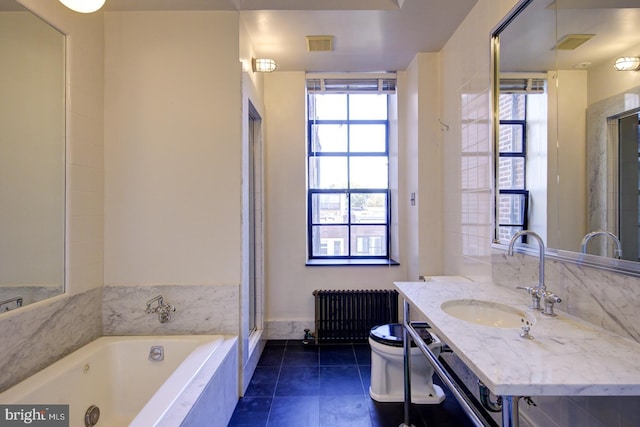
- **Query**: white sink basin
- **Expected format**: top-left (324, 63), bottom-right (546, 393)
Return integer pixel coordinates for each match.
top-left (440, 299), bottom-right (536, 328)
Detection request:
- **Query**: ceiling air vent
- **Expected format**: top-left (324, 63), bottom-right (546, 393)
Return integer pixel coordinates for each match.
top-left (306, 35), bottom-right (334, 52)
top-left (553, 34), bottom-right (595, 50)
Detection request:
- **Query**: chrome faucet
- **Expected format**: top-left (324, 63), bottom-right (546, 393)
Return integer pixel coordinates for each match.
top-left (145, 295), bottom-right (176, 323)
top-left (508, 230), bottom-right (561, 316)
top-left (580, 230), bottom-right (622, 259)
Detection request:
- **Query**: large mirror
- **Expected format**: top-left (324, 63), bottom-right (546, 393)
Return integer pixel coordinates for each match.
top-left (0, 0), bottom-right (66, 311)
top-left (493, 0), bottom-right (640, 272)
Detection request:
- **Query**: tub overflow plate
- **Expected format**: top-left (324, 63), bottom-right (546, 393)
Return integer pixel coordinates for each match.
top-left (84, 405), bottom-right (100, 427)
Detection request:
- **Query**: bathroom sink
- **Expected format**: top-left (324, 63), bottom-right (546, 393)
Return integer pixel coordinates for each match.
top-left (440, 299), bottom-right (535, 328)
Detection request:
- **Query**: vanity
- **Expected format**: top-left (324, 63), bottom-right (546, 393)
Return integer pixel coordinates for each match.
top-left (429, 0), bottom-right (640, 421)
top-left (396, 277), bottom-right (640, 427)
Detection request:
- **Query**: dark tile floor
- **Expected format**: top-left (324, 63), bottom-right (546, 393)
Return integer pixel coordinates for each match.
top-left (228, 340), bottom-right (474, 427)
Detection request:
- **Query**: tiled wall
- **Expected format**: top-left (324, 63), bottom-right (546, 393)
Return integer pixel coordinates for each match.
top-left (103, 285), bottom-right (239, 336)
top-left (441, 0), bottom-right (510, 279)
top-left (0, 288), bottom-right (102, 392)
top-left (493, 252), bottom-right (640, 343)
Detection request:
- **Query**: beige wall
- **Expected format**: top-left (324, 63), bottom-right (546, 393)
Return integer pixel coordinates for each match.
top-left (263, 72), bottom-right (408, 335)
top-left (104, 11), bottom-right (242, 286)
top-left (588, 41), bottom-right (640, 106)
top-left (404, 53), bottom-right (444, 281)
top-left (260, 1), bottom-right (519, 335)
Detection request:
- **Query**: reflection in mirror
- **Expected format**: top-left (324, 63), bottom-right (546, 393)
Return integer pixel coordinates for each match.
top-left (492, 0), bottom-right (556, 249)
top-left (0, 0), bottom-right (65, 311)
top-left (493, 0), bottom-right (640, 271)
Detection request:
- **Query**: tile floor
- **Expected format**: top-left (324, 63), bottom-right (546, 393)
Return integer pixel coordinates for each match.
top-left (228, 340), bottom-right (474, 427)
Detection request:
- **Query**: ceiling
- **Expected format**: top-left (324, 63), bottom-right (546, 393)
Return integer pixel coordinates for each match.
top-left (499, 0), bottom-right (640, 73)
top-left (102, 0), bottom-right (479, 72)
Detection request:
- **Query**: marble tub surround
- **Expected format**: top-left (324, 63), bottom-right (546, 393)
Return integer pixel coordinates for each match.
top-left (0, 287), bottom-right (103, 392)
top-left (395, 277), bottom-right (640, 397)
top-left (103, 284), bottom-right (239, 335)
top-left (493, 250), bottom-right (640, 343)
top-left (177, 338), bottom-right (238, 427)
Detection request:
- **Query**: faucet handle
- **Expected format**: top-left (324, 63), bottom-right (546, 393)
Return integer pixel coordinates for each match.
top-left (162, 303), bottom-right (176, 313)
top-left (516, 286), bottom-right (542, 310)
top-left (145, 295), bottom-right (164, 313)
top-left (145, 295), bottom-right (176, 323)
top-left (540, 290), bottom-right (561, 316)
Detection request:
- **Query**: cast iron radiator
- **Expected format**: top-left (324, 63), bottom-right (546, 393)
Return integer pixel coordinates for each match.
top-left (312, 289), bottom-right (399, 344)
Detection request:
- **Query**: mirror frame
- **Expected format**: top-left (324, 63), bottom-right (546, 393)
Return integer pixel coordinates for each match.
top-left (490, 0), bottom-right (640, 278)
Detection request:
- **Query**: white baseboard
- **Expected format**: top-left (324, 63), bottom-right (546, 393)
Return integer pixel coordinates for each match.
top-left (265, 320), bottom-right (315, 340)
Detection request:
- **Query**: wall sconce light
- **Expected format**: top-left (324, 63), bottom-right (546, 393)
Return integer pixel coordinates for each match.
top-left (252, 58), bottom-right (277, 73)
top-left (614, 56), bottom-right (640, 71)
top-left (59, 0), bottom-right (106, 13)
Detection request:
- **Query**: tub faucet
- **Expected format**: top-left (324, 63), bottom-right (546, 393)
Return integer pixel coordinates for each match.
top-left (580, 230), bottom-right (622, 259)
top-left (508, 230), bottom-right (561, 316)
top-left (145, 295), bottom-right (176, 323)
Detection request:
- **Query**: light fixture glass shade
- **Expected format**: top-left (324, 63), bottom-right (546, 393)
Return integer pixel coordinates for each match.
top-left (252, 58), bottom-right (277, 73)
top-left (59, 0), bottom-right (106, 13)
top-left (614, 56), bottom-right (640, 71)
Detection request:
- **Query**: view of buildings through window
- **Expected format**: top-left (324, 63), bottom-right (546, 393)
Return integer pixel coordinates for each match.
top-left (307, 93), bottom-right (390, 259)
top-left (497, 92), bottom-right (529, 242)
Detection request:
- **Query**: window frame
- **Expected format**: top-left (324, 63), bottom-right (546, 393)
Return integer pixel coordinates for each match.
top-left (497, 94), bottom-right (530, 243)
top-left (306, 93), bottom-right (392, 262)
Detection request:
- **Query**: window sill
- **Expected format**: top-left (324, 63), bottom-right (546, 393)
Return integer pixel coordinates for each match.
top-left (306, 258), bottom-right (400, 267)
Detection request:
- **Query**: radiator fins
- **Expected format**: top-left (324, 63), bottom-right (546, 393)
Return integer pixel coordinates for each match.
top-left (312, 289), bottom-right (399, 344)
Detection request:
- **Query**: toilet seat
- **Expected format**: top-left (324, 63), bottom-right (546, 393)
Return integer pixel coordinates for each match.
top-left (369, 322), bottom-right (433, 347)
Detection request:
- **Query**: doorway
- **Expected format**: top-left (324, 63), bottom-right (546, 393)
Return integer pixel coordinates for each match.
top-left (618, 112), bottom-right (640, 261)
top-left (248, 102), bottom-right (263, 333)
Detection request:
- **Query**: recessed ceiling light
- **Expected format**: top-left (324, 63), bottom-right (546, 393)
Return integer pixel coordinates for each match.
top-left (573, 62), bottom-right (592, 69)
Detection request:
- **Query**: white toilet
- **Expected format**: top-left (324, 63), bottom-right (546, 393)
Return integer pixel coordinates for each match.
top-left (369, 323), bottom-right (446, 404)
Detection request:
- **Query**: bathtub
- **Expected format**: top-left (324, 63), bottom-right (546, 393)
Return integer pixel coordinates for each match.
top-left (0, 335), bottom-right (238, 427)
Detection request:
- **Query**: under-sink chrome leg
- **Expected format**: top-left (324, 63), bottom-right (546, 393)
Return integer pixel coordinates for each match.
top-left (501, 395), bottom-right (520, 427)
top-left (400, 300), bottom-right (415, 427)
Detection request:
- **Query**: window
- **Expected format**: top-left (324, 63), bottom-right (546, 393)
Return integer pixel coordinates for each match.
top-left (497, 92), bottom-right (529, 242)
top-left (497, 77), bottom-right (547, 245)
top-left (307, 92), bottom-right (391, 261)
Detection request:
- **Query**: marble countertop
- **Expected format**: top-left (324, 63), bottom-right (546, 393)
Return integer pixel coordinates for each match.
top-left (395, 277), bottom-right (640, 397)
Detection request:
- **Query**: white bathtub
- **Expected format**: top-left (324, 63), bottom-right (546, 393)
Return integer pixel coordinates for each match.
top-left (0, 335), bottom-right (238, 427)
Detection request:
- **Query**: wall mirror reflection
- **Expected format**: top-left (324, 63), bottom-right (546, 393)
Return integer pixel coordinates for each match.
top-left (493, 0), bottom-right (640, 269)
top-left (0, 0), bottom-right (66, 311)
